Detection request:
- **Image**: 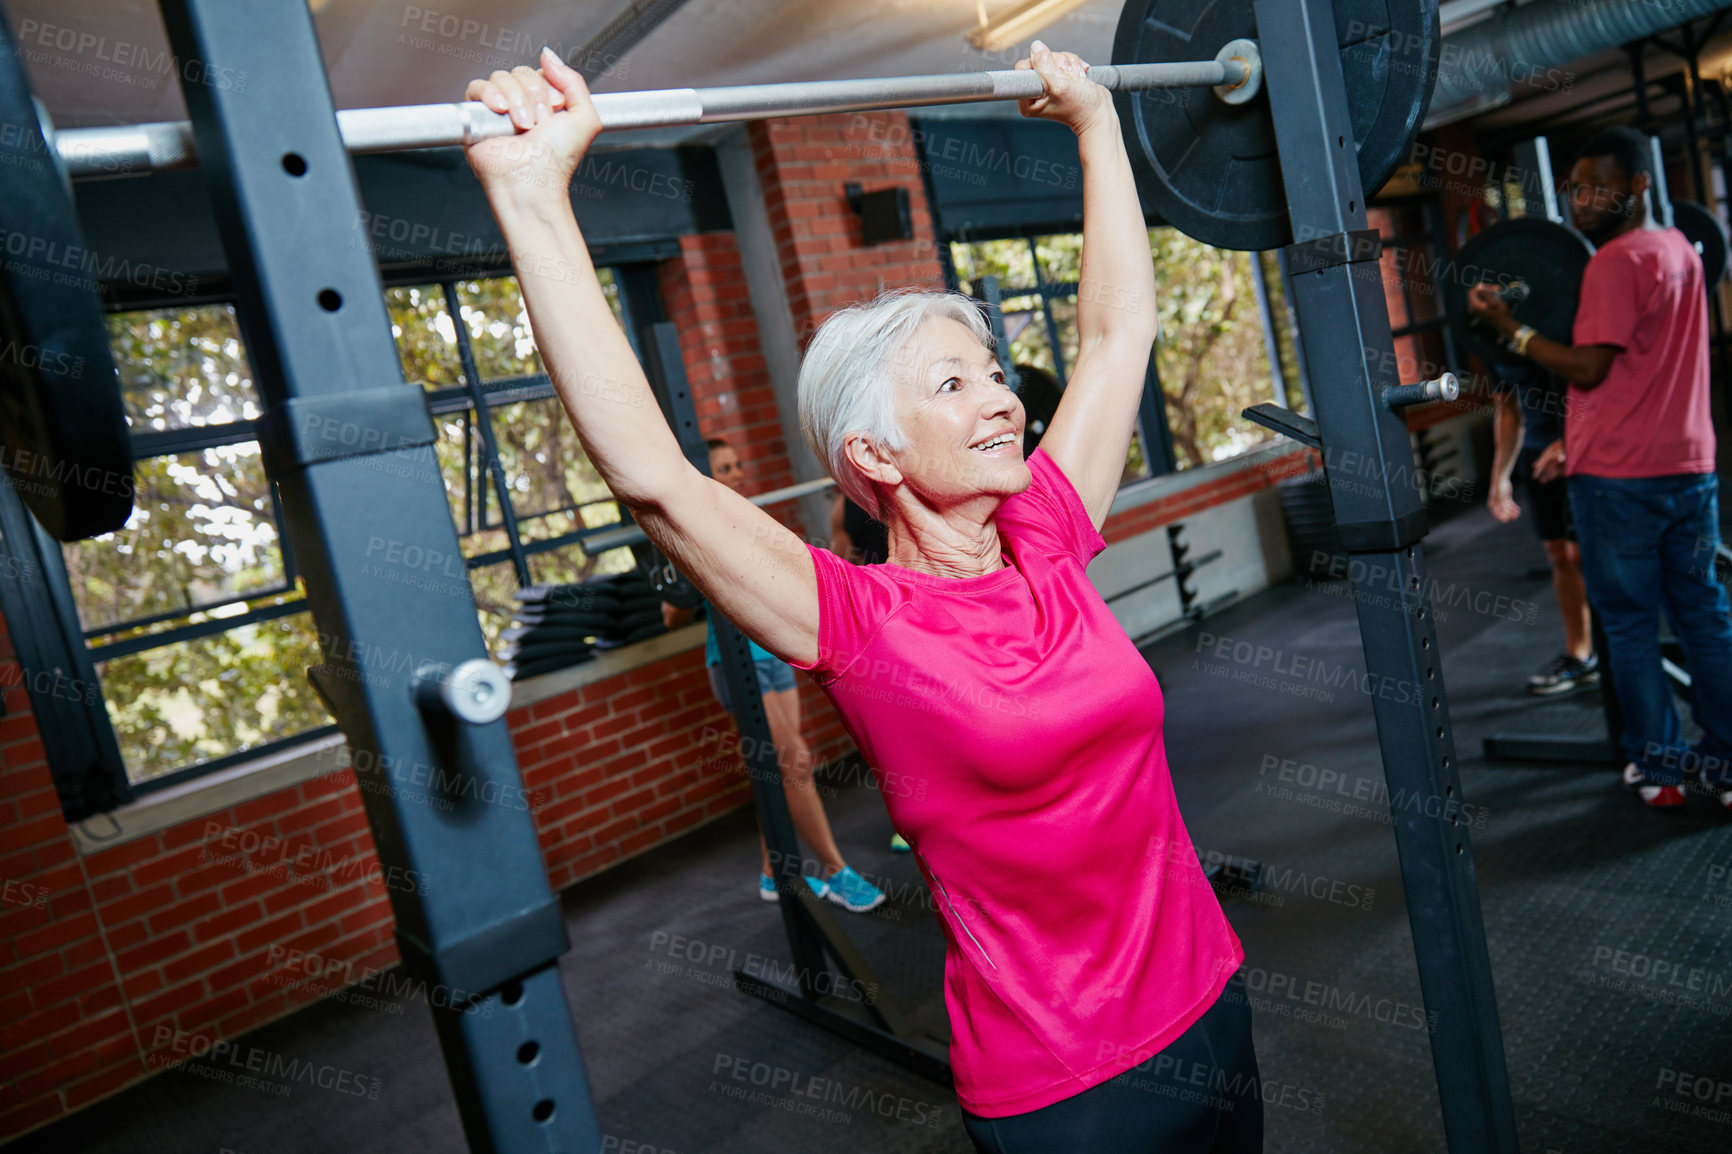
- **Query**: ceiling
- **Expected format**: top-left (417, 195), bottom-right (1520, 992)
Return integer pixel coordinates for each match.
top-left (12, 1), bottom-right (1724, 158)
top-left (12, 0), bottom-right (1130, 148)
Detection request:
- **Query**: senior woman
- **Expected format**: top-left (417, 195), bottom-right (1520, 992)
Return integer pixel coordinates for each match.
top-left (464, 41), bottom-right (1257, 1153)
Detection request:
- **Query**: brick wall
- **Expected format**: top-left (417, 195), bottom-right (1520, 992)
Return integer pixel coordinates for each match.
top-left (657, 232), bottom-right (795, 500)
top-left (750, 111), bottom-right (947, 341)
top-left (0, 615), bottom-right (391, 1136)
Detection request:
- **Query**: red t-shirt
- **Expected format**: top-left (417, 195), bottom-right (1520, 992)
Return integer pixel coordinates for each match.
top-left (1568, 227), bottom-right (1715, 477)
top-left (791, 449), bottom-right (1243, 1117)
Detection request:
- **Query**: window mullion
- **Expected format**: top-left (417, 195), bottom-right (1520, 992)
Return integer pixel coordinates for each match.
top-left (442, 281), bottom-right (530, 588)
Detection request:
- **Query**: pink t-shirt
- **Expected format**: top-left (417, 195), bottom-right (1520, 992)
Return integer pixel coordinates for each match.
top-left (791, 448), bottom-right (1243, 1117)
top-left (1568, 227), bottom-right (1715, 477)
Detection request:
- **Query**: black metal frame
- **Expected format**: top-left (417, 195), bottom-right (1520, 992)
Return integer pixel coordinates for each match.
top-left (1247, 0), bottom-right (1519, 1149)
top-left (154, 2), bottom-right (605, 1150)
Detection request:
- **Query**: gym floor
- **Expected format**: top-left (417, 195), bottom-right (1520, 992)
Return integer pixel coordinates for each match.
top-left (16, 500), bottom-right (1731, 1154)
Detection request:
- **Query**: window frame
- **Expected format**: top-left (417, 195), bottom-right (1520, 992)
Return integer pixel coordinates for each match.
top-left (77, 259), bottom-right (667, 797)
top-left (945, 226), bottom-right (1300, 476)
top-left (944, 228), bottom-right (1179, 479)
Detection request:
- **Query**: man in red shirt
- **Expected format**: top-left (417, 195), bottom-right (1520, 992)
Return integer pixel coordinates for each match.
top-left (1469, 125), bottom-right (1732, 811)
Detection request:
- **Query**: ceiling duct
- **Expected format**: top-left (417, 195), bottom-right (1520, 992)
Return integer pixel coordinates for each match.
top-left (1427, 0), bottom-right (1732, 127)
top-left (573, 0), bottom-right (693, 80)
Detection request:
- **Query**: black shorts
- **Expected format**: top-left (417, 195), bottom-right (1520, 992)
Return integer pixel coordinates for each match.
top-left (962, 973), bottom-right (1263, 1154)
top-left (1514, 445), bottom-right (1574, 543)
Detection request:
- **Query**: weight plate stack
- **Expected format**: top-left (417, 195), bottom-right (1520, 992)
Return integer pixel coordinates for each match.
top-left (1111, 0), bottom-right (1441, 251)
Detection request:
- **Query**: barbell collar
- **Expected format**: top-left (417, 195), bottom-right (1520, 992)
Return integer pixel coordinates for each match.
top-left (1382, 373), bottom-right (1459, 411)
top-left (413, 659), bottom-right (513, 726)
top-left (57, 55), bottom-right (1255, 178)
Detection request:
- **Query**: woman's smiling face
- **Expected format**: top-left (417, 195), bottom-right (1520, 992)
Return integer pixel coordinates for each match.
top-left (886, 316), bottom-right (1032, 510)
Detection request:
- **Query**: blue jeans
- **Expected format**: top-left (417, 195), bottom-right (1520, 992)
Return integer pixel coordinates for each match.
top-left (1568, 473), bottom-right (1732, 787)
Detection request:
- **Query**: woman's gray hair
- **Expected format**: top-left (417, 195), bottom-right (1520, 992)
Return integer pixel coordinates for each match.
top-left (797, 289), bottom-right (995, 521)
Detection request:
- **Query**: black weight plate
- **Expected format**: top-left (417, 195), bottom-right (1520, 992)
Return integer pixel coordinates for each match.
top-left (1670, 200), bottom-right (1729, 290)
top-left (0, 22), bottom-right (133, 541)
top-left (1112, 0), bottom-right (1440, 251)
top-left (1442, 218), bottom-right (1594, 369)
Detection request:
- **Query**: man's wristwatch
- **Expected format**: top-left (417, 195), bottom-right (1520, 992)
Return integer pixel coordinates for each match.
top-left (1506, 324), bottom-right (1537, 357)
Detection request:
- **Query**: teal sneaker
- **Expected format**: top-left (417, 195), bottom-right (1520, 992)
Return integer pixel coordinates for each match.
top-left (760, 874), bottom-right (828, 902)
top-left (889, 833), bottom-right (911, 853)
top-left (823, 866), bottom-right (886, 913)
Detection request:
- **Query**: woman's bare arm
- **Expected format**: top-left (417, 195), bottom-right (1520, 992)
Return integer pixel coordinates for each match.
top-left (465, 53), bottom-right (817, 664)
top-left (1025, 44), bottom-right (1160, 529)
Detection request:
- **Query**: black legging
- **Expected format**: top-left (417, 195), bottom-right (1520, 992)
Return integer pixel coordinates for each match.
top-left (962, 973), bottom-right (1263, 1154)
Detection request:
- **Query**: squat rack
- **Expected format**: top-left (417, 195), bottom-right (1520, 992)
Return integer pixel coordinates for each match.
top-left (7, 0), bottom-right (1517, 1150)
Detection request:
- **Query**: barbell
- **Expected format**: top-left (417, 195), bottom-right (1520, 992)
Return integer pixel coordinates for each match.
top-left (53, 50), bottom-right (1265, 179)
top-left (3, 1), bottom-right (1444, 542)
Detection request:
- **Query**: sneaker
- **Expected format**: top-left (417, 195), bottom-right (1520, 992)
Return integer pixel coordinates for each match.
top-left (1621, 762), bottom-right (1646, 789)
top-left (822, 866), bottom-right (887, 913)
top-left (760, 874), bottom-right (829, 903)
top-left (1639, 784), bottom-right (1687, 808)
top-left (889, 833), bottom-right (911, 853)
top-left (1528, 653), bottom-right (1600, 696)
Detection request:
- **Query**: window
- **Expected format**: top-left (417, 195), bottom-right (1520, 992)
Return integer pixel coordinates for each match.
top-left (71, 269), bottom-right (647, 789)
top-left (949, 230), bottom-right (1290, 475)
top-left (388, 275), bottom-right (639, 651)
top-left (68, 305), bottom-right (336, 788)
top-left (1145, 228), bottom-right (1283, 469)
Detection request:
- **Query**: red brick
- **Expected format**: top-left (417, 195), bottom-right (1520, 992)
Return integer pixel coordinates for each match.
top-left (230, 788), bottom-right (306, 826)
top-left (62, 935), bottom-right (110, 972)
top-left (131, 980), bottom-right (205, 1025)
top-left (0, 1039), bottom-right (52, 1085)
top-left (609, 787), bottom-right (657, 816)
top-left (43, 1008), bottom-right (132, 1060)
top-left (233, 907), bottom-right (308, 949)
top-left (177, 984), bottom-right (253, 1031)
top-left (219, 868), bottom-right (282, 907)
top-left (192, 901), bottom-right (263, 944)
top-left (275, 797), bottom-right (345, 836)
top-left (161, 940), bottom-right (235, 985)
top-left (123, 970), bottom-right (163, 1001)
top-left (0, 997), bottom-right (80, 1051)
top-left (128, 845), bottom-right (210, 890)
top-left (62, 1058), bottom-right (149, 1111)
top-left (116, 928), bottom-right (192, 974)
top-left (147, 891), bottom-right (223, 935)
top-left (30, 960), bottom-right (116, 1012)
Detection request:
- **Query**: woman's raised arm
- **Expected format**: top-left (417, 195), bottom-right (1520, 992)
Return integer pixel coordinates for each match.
top-left (1018, 43), bottom-right (1160, 530)
top-left (465, 51), bottom-right (818, 665)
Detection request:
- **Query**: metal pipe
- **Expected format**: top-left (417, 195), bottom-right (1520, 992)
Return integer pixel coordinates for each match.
top-left (57, 57), bottom-right (1251, 179)
top-left (1427, 0), bottom-right (1732, 128)
top-left (579, 476), bottom-right (837, 554)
